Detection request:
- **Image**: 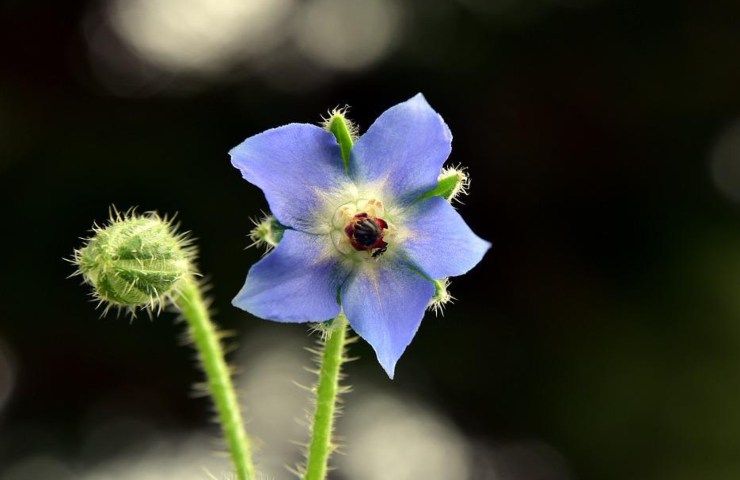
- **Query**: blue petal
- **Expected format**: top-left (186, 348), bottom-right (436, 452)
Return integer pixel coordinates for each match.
top-left (230, 124), bottom-right (347, 232)
top-left (350, 93), bottom-right (452, 202)
top-left (233, 230), bottom-right (348, 322)
top-left (340, 257), bottom-right (435, 378)
top-left (402, 197), bottom-right (491, 279)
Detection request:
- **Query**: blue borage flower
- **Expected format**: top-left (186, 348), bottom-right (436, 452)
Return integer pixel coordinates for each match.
top-left (230, 94), bottom-right (490, 378)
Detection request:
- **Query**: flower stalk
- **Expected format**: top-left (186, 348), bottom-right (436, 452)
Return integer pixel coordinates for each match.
top-left (175, 275), bottom-right (256, 480)
top-left (303, 315), bottom-right (349, 480)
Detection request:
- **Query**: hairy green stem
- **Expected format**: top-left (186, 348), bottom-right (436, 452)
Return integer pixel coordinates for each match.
top-left (304, 315), bottom-right (349, 480)
top-left (176, 275), bottom-right (256, 480)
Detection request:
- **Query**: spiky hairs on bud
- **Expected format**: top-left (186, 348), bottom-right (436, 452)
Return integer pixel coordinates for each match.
top-left (72, 209), bottom-right (195, 314)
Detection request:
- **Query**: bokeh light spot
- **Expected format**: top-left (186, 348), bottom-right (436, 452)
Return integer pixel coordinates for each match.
top-left (338, 394), bottom-right (470, 480)
top-left (710, 118), bottom-right (740, 204)
top-left (293, 0), bottom-right (402, 71)
top-left (107, 0), bottom-right (295, 75)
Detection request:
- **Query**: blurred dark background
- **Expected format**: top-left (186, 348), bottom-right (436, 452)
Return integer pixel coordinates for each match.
top-left (1, 0), bottom-right (740, 478)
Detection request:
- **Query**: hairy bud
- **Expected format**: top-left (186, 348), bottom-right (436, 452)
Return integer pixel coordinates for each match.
top-left (72, 210), bottom-right (194, 313)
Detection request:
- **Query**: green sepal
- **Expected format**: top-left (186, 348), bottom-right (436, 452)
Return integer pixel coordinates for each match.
top-left (322, 108), bottom-right (357, 172)
top-left (419, 167), bottom-right (470, 203)
top-left (249, 215), bottom-right (285, 251)
top-left (429, 278), bottom-right (453, 315)
top-left (421, 174), bottom-right (460, 201)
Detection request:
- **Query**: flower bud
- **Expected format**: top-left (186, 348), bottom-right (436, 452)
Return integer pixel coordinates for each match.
top-left (72, 210), bottom-right (194, 312)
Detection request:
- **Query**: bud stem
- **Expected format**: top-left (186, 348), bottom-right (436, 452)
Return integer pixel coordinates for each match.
top-left (304, 315), bottom-right (349, 480)
top-left (175, 276), bottom-right (256, 480)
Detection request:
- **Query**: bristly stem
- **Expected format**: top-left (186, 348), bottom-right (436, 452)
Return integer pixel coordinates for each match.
top-left (304, 315), bottom-right (349, 480)
top-left (176, 275), bottom-right (256, 480)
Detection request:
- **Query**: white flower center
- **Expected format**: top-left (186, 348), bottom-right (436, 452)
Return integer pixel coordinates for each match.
top-left (328, 197), bottom-right (396, 259)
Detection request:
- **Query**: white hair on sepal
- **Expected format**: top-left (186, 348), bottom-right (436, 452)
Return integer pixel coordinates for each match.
top-left (428, 278), bottom-right (455, 315)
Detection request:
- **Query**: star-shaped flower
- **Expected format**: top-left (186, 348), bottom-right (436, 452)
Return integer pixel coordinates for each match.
top-left (230, 94), bottom-right (490, 378)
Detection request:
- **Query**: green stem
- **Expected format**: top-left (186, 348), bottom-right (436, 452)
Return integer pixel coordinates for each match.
top-left (175, 275), bottom-right (256, 480)
top-left (304, 315), bottom-right (349, 480)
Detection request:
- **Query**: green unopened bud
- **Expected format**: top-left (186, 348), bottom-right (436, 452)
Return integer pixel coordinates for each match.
top-left (249, 214), bottom-right (284, 252)
top-left (429, 278), bottom-right (454, 315)
top-left (420, 166), bottom-right (470, 203)
top-left (72, 210), bottom-right (194, 313)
